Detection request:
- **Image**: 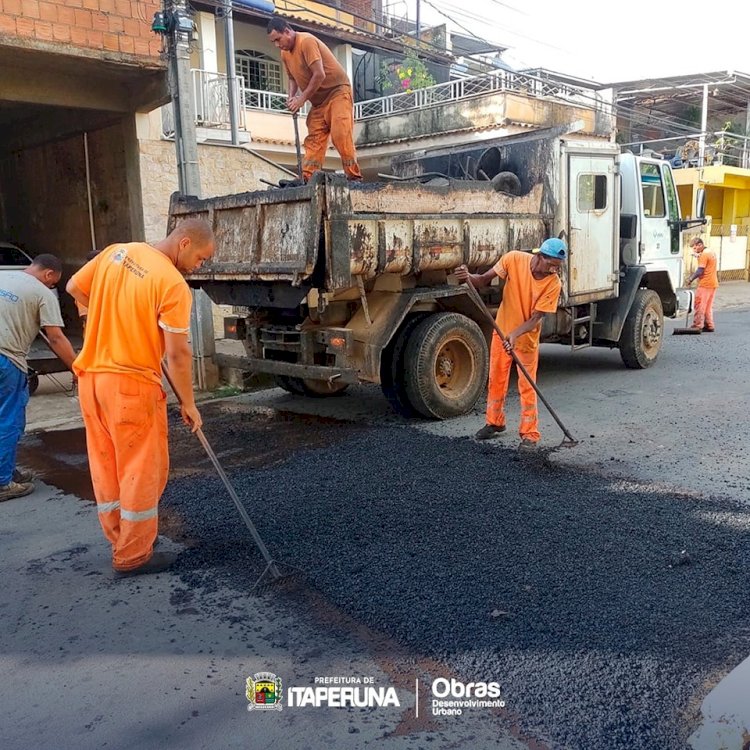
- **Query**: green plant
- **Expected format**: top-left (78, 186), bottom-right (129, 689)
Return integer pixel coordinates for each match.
top-left (380, 52), bottom-right (436, 94)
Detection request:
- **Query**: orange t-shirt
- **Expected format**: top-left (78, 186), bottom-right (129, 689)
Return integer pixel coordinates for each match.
top-left (492, 251), bottom-right (562, 352)
top-left (282, 32), bottom-right (351, 107)
top-left (697, 250), bottom-right (719, 289)
top-left (71, 243), bottom-right (193, 385)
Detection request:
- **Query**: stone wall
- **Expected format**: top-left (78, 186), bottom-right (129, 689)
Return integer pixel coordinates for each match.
top-left (139, 138), bottom-right (289, 337)
top-left (138, 139), bottom-right (289, 242)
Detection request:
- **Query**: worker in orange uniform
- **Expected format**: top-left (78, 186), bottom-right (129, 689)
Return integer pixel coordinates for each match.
top-left (66, 220), bottom-right (215, 577)
top-left (454, 238), bottom-right (565, 452)
top-left (688, 236), bottom-right (719, 332)
top-left (267, 16), bottom-right (362, 183)
top-left (75, 249), bottom-right (102, 340)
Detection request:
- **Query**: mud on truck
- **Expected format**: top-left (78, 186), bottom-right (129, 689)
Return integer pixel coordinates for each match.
top-left (169, 132), bottom-right (704, 420)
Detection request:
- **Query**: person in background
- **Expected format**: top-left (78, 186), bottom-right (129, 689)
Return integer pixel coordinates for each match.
top-left (688, 237), bottom-right (718, 332)
top-left (0, 254), bottom-right (76, 501)
top-left (454, 239), bottom-right (565, 452)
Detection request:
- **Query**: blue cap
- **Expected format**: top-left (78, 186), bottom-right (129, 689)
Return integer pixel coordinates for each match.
top-left (539, 238), bottom-right (567, 260)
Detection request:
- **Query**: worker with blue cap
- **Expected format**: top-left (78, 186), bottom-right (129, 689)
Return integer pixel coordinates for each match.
top-left (454, 238), bottom-right (566, 451)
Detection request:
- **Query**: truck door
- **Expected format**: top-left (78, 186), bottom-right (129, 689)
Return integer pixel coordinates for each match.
top-left (567, 151), bottom-right (618, 300)
top-left (639, 160), bottom-right (682, 291)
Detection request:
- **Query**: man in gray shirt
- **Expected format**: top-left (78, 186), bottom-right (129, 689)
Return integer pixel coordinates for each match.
top-left (0, 254), bottom-right (77, 501)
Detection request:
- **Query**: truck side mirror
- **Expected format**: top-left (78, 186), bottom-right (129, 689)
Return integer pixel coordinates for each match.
top-left (696, 188), bottom-right (706, 219)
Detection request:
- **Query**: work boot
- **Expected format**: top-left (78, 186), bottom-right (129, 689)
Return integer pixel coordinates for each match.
top-left (474, 424), bottom-right (506, 440)
top-left (0, 480), bottom-right (35, 502)
top-left (702, 325), bottom-right (715, 333)
top-left (518, 439), bottom-right (540, 454)
top-left (13, 468), bottom-right (33, 483)
top-left (113, 550), bottom-right (178, 579)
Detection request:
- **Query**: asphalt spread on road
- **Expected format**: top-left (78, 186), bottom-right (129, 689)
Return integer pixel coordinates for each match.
top-left (162, 409), bottom-right (750, 750)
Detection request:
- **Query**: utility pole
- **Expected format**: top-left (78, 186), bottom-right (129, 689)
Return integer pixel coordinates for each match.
top-left (223, 0), bottom-right (240, 146)
top-left (415, 0), bottom-right (421, 52)
top-left (164, 0), bottom-right (218, 390)
top-left (698, 84), bottom-right (708, 168)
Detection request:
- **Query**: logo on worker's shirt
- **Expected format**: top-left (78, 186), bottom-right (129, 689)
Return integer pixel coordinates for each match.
top-left (246, 672), bottom-right (283, 711)
top-left (111, 247), bottom-right (127, 265)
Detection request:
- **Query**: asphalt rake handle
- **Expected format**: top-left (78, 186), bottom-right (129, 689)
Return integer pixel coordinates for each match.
top-left (462, 281), bottom-right (578, 446)
top-left (292, 113), bottom-right (303, 180)
top-left (162, 367), bottom-right (283, 585)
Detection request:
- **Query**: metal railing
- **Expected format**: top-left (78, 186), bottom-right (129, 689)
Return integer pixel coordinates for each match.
top-left (238, 87), bottom-right (311, 115)
top-left (192, 69), bottom-right (246, 129)
top-left (353, 69), bottom-right (608, 120)
top-left (620, 131), bottom-right (750, 169)
top-left (161, 67), bottom-right (607, 136)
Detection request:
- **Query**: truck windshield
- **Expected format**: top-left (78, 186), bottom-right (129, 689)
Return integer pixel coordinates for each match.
top-left (640, 164), bottom-right (665, 218)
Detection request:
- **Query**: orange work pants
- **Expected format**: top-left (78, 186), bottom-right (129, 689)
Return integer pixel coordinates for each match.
top-left (78, 372), bottom-right (169, 571)
top-left (303, 87), bottom-right (362, 181)
top-left (692, 286), bottom-right (717, 329)
top-left (486, 333), bottom-right (542, 443)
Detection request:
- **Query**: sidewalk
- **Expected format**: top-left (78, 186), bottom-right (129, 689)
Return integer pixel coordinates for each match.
top-left (713, 279), bottom-right (750, 311)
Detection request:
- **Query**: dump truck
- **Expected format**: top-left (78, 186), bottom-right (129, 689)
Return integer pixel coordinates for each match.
top-left (169, 133), bottom-right (702, 420)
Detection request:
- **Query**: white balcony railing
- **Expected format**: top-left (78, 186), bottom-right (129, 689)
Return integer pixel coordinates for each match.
top-left (192, 69), bottom-right (246, 129)
top-left (354, 69), bottom-right (610, 120)
top-left (160, 68), bottom-right (608, 138)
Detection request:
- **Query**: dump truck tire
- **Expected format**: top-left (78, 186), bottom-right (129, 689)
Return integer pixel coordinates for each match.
top-left (276, 375), bottom-right (348, 397)
top-left (380, 314), bottom-right (428, 416)
top-left (275, 375), bottom-right (306, 395)
top-left (298, 378), bottom-right (349, 396)
top-left (491, 171), bottom-right (522, 195)
top-left (619, 289), bottom-right (663, 369)
top-left (403, 312), bottom-right (488, 419)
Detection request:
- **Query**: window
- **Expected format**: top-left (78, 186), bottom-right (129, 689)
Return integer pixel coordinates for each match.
top-left (578, 174), bottom-right (608, 211)
top-left (236, 49), bottom-right (282, 92)
top-left (640, 163), bottom-right (665, 218)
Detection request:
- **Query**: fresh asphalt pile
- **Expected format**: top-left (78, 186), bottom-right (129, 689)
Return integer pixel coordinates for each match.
top-left (162, 413), bottom-right (750, 750)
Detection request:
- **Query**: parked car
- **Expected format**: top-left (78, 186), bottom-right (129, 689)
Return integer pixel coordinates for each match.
top-left (0, 241), bottom-right (33, 270)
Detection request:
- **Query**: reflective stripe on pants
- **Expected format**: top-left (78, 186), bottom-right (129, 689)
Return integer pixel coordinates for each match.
top-left (78, 372), bottom-right (169, 571)
top-left (486, 333), bottom-right (542, 443)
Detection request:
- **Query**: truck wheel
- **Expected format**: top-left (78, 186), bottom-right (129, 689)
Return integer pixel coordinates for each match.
top-left (380, 314), bottom-right (428, 416)
top-left (619, 289), bottom-right (663, 369)
top-left (298, 378), bottom-right (349, 397)
top-left (275, 375), bottom-right (348, 397)
top-left (275, 375), bottom-right (306, 395)
top-left (403, 313), bottom-right (488, 419)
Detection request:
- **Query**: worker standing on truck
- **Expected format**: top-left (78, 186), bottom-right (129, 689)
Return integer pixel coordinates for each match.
top-left (0, 254), bottom-right (77, 502)
top-left (687, 237), bottom-right (718, 332)
top-left (454, 238), bottom-right (565, 452)
top-left (66, 220), bottom-right (215, 578)
top-left (267, 16), bottom-right (362, 183)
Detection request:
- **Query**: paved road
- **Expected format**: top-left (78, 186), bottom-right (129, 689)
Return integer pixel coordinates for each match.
top-left (2, 299), bottom-right (748, 750)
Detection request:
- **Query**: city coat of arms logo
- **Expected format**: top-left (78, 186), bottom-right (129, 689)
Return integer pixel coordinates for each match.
top-left (111, 247), bottom-right (127, 265)
top-left (246, 672), bottom-right (283, 711)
